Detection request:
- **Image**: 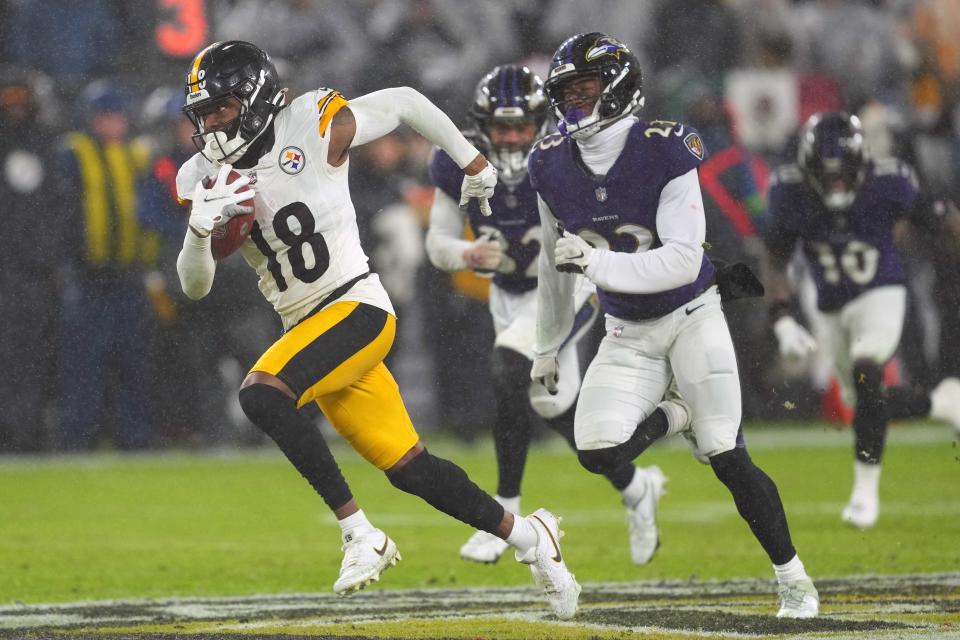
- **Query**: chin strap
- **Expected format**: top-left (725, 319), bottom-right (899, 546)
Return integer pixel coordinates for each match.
top-left (205, 89), bottom-right (286, 165)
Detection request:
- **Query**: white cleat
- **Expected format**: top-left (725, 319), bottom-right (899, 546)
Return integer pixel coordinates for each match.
top-left (460, 529), bottom-right (509, 564)
top-left (515, 508), bottom-right (581, 619)
top-left (626, 466), bottom-right (667, 565)
top-left (776, 577), bottom-right (820, 618)
top-left (332, 528), bottom-right (401, 596)
top-left (842, 498), bottom-right (879, 530)
top-left (930, 377), bottom-right (960, 436)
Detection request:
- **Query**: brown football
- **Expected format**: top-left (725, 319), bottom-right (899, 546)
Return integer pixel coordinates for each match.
top-left (202, 169), bottom-right (255, 260)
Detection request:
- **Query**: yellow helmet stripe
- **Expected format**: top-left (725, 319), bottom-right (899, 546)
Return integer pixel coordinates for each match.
top-left (188, 42), bottom-right (219, 91)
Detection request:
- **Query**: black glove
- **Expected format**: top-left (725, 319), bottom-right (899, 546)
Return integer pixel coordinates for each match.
top-left (713, 260), bottom-right (765, 301)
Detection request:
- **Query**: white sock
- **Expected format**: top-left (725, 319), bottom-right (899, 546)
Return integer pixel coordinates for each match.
top-left (495, 495), bottom-right (520, 516)
top-left (619, 467), bottom-right (648, 508)
top-left (773, 554), bottom-right (808, 583)
top-left (338, 509), bottom-right (373, 543)
top-left (852, 460), bottom-right (881, 500)
top-left (505, 513), bottom-right (538, 554)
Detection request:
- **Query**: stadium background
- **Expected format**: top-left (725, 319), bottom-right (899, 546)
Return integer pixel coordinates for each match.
top-left (1, 0), bottom-right (959, 454)
top-left (2, 3), bottom-right (960, 638)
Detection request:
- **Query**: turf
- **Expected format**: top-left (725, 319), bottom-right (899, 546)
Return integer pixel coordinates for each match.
top-left (0, 421), bottom-right (957, 605)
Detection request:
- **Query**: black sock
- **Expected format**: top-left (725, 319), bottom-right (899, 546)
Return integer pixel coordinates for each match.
top-left (387, 449), bottom-right (505, 534)
top-left (710, 447), bottom-right (796, 565)
top-left (546, 404), bottom-right (635, 490)
top-left (852, 360), bottom-right (887, 464)
top-left (238, 384), bottom-right (353, 511)
top-left (492, 348), bottom-right (535, 498)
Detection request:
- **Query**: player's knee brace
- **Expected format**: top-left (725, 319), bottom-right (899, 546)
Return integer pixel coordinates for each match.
top-left (387, 450), bottom-right (504, 534)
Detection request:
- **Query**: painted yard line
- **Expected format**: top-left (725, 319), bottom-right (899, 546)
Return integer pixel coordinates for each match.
top-left (1, 573), bottom-right (955, 631)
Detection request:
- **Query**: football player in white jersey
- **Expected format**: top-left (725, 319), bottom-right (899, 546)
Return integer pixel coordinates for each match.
top-left (426, 65), bottom-right (670, 567)
top-left (530, 33), bottom-right (818, 618)
top-left (174, 41), bottom-right (579, 619)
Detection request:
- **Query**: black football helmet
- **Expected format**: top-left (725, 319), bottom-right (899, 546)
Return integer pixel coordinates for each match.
top-left (797, 111), bottom-right (866, 211)
top-left (182, 41), bottom-right (285, 164)
top-left (469, 64), bottom-right (548, 185)
top-left (544, 33), bottom-right (643, 139)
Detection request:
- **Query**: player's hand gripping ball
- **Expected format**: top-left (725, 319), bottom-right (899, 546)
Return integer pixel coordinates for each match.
top-left (192, 165), bottom-right (256, 260)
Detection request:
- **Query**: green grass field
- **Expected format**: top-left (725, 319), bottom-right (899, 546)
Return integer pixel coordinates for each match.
top-left (1, 421), bottom-right (958, 638)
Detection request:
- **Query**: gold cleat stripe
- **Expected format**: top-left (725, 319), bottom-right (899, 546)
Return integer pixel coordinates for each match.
top-left (531, 515), bottom-right (562, 563)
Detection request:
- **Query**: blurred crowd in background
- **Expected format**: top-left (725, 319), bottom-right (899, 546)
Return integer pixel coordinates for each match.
top-left (2, 0), bottom-right (960, 453)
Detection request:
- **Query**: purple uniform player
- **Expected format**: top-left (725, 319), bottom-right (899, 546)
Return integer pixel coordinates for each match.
top-left (427, 65), bottom-right (667, 567)
top-left (531, 32), bottom-right (819, 618)
top-left (764, 111), bottom-right (960, 530)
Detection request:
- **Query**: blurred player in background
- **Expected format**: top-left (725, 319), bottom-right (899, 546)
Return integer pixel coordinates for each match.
top-left (174, 41), bottom-right (580, 618)
top-left (427, 64), bottom-right (668, 566)
top-left (531, 32), bottom-right (818, 618)
top-left (764, 111), bottom-right (960, 530)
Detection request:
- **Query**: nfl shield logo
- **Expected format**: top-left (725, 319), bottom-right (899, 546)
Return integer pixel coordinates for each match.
top-left (595, 186), bottom-right (608, 202)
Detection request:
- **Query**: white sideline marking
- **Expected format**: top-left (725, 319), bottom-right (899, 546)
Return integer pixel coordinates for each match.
top-left (1, 573), bottom-right (957, 631)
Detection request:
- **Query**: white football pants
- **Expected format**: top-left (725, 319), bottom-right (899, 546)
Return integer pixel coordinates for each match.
top-left (489, 282), bottom-right (597, 419)
top-left (575, 286), bottom-right (742, 458)
top-left (818, 285), bottom-right (906, 407)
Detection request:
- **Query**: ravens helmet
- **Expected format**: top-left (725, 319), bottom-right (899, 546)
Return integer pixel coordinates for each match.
top-left (797, 111), bottom-right (866, 211)
top-left (544, 33), bottom-right (643, 139)
top-left (183, 41), bottom-right (285, 164)
top-left (469, 65), bottom-right (548, 185)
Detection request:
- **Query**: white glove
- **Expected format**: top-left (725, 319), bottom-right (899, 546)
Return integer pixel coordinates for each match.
top-left (460, 162), bottom-right (498, 216)
top-left (531, 354), bottom-right (559, 395)
top-left (463, 231), bottom-right (503, 273)
top-left (554, 222), bottom-right (594, 274)
top-left (773, 315), bottom-right (817, 361)
top-left (188, 164), bottom-right (254, 238)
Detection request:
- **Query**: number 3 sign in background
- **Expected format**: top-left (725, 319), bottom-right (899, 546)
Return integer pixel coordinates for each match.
top-left (156, 0), bottom-right (208, 59)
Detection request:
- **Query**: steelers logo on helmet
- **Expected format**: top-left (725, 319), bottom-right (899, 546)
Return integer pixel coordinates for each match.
top-left (545, 32), bottom-right (644, 140)
top-left (182, 41), bottom-right (286, 165)
top-left (469, 64), bottom-right (549, 186)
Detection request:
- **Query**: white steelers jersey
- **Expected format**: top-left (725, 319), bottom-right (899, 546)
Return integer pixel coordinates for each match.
top-left (177, 88), bottom-right (393, 330)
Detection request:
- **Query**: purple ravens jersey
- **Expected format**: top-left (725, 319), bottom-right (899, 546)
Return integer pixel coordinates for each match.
top-left (429, 145), bottom-right (541, 293)
top-left (766, 158), bottom-right (919, 311)
top-left (527, 120), bottom-right (715, 321)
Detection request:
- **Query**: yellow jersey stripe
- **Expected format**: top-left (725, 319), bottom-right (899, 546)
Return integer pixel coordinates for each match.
top-left (252, 300), bottom-right (361, 377)
top-left (299, 313), bottom-right (395, 407)
top-left (317, 91), bottom-right (348, 138)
